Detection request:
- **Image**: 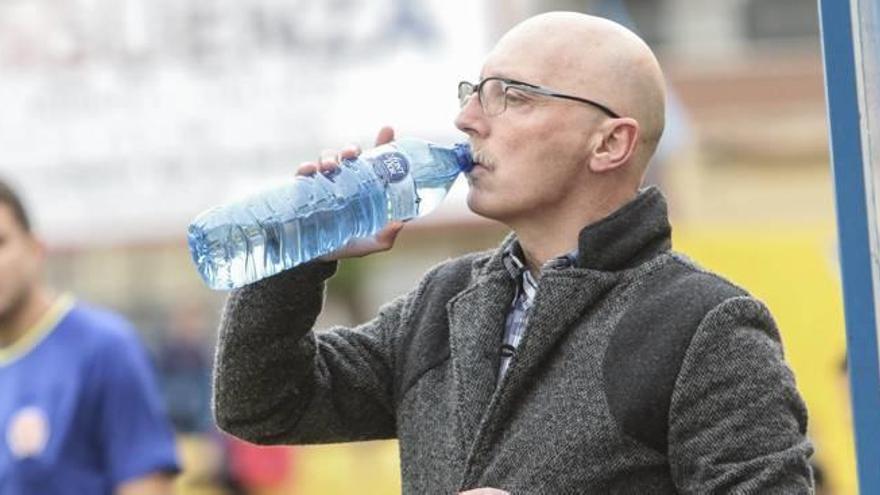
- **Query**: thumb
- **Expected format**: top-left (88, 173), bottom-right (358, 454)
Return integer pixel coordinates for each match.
top-left (375, 126), bottom-right (395, 146)
top-left (374, 221), bottom-right (405, 249)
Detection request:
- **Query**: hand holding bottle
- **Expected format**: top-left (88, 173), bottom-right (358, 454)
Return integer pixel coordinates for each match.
top-left (294, 126), bottom-right (406, 262)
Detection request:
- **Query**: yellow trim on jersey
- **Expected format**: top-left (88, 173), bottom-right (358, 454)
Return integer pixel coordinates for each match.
top-left (0, 294), bottom-right (75, 366)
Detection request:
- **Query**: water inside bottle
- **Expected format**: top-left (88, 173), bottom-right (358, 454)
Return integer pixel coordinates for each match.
top-left (189, 181), bottom-right (387, 290)
top-left (188, 138), bottom-right (468, 290)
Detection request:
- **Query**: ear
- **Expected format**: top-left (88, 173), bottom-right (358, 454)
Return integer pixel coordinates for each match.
top-left (588, 118), bottom-right (640, 173)
top-left (24, 234), bottom-right (47, 268)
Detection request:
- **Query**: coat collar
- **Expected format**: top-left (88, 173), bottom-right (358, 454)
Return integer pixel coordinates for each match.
top-left (575, 186), bottom-right (672, 271)
top-left (479, 186), bottom-right (672, 278)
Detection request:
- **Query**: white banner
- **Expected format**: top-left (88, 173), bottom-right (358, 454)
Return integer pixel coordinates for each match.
top-left (0, 0), bottom-right (490, 247)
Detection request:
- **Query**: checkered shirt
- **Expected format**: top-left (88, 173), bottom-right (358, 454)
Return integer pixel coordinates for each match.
top-left (498, 245), bottom-right (578, 383)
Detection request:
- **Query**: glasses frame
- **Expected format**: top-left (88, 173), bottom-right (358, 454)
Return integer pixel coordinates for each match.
top-left (458, 76), bottom-right (621, 118)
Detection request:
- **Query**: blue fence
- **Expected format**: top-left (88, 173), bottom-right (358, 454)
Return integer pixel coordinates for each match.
top-left (819, 0), bottom-right (880, 492)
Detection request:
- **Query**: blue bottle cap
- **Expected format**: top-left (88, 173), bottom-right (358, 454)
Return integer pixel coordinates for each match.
top-left (453, 142), bottom-right (474, 172)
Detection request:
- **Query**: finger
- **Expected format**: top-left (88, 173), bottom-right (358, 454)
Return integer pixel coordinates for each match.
top-left (339, 144), bottom-right (361, 160)
top-left (296, 161), bottom-right (319, 176)
top-left (375, 126), bottom-right (395, 146)
top-left (318, 149), bottom-right (339, 173)
top-left (315, 221), bottom-right (404, 262)
top-left (373, 221), bottom-right (405, 249)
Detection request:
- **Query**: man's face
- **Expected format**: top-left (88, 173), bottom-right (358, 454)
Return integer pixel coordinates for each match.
top-left (454, 47), bottom-right (604, 225)
top-left (0, 205), bottom-right (41, 321)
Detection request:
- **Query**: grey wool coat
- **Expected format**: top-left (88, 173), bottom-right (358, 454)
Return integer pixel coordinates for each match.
top-left (213, 187), bottom-right (814, 494)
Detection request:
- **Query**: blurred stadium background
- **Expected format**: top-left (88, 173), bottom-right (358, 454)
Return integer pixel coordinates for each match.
top-left (0, 0), bottom-right (853, 493)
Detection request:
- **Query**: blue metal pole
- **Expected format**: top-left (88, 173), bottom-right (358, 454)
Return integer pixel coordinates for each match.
top-left (819, 0), bottom-right (880, 492)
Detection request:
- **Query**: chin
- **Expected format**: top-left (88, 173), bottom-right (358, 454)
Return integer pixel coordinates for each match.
top-left (466, 193), bottom-right (513, 223)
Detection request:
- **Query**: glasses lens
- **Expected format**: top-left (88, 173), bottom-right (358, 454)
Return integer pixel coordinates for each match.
top-left (480, 79), bottom-right (506, 116)
top-left (458, 82), bottom-right (475, 108)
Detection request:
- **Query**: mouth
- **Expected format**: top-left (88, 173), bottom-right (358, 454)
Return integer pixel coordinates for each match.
top-left (470, 150), bottom-right (495, 171)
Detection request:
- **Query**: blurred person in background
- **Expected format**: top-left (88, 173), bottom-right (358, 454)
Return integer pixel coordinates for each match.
top-left (0, 178), bottom-right (179, 494)
top-left (212, 12), bottom-right (813, 494)
top-left (156, 302), bottom-right (295, 495)
top-left (157, 302), bottom-right (213, 436)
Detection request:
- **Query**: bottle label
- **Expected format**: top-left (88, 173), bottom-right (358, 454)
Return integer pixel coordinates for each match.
top-left (372, 152), bottom-right (410, 184)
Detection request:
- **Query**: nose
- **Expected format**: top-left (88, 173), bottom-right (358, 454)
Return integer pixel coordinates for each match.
top-left (454, 92), bottom-right (489, 138)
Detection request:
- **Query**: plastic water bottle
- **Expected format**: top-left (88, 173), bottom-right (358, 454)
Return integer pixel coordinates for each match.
top-left (187, 138), bottom-right (473, 290)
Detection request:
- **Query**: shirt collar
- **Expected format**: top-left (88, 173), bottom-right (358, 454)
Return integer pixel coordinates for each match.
top-left (0, 294), bottom-right (75, 367)
top-left (502, 242), bottom-right (578, 281)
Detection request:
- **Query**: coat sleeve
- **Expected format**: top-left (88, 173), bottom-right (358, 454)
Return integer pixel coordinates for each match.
top-left (668, 297), bottom-right (814, 494)
top-left (213, 260), bottom-right (416, 445)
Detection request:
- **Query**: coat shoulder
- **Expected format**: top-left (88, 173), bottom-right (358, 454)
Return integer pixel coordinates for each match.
top-left (604, 253), bottom-right (752, 453)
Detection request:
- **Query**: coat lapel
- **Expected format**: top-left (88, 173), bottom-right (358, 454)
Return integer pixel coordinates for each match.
top-left (459, 269), bottom-right (620, 483)
top-left (446, 270), bottom-right (515, 460)
top-left (501, 269), bottom-right (618, 396)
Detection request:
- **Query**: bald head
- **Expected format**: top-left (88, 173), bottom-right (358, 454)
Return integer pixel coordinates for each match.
top-left (484, 12), bottom-right (667, 171)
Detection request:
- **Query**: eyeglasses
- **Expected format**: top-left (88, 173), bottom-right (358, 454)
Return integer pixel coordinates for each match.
top-left (458, 77), bottom-right (621, 118)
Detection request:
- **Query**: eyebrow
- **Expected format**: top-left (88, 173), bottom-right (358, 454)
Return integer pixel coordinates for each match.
top-left (479, 70), bottom-right (525, 81)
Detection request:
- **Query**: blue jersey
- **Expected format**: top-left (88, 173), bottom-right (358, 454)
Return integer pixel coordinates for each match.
top-left (0, 295), bottom-right (179, 494)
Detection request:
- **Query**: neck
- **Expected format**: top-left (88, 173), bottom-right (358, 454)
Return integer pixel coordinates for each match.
top-left (511, 184), bottom-right (638, 275)
top-left (0, 286), bottom-right (55, 349)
